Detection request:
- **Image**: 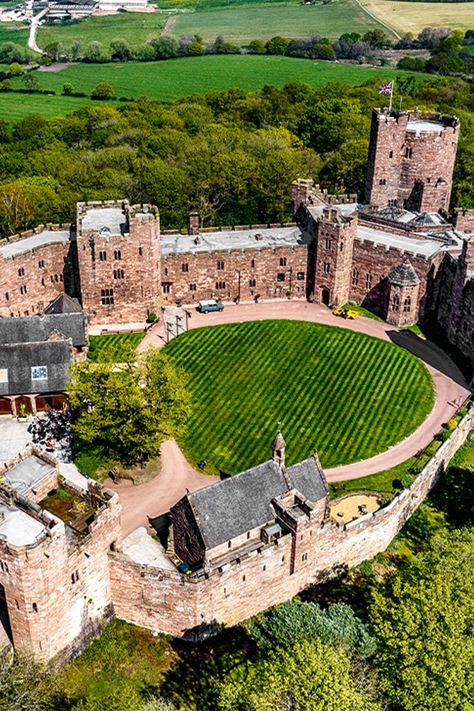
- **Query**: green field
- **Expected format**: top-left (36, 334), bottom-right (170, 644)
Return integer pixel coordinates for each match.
top-left (88, 332), bottom-right (145, 362)
top-left (0, 21), bottom-right (28, 45)
top-left (37, 12), bottom-right (167, 50)
top-left (165, 320), bottom-right (434, 474)
top-left (164, 0), bottom-right (393, 42)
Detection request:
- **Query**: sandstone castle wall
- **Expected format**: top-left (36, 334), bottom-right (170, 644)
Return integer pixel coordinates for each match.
top-left (109, 407), bottom-right (473, 639)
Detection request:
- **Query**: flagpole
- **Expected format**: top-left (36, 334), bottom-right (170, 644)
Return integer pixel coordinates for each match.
top-left (388, 79), bottom-right (394, 114)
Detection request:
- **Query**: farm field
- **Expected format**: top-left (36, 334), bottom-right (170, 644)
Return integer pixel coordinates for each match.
top-left (164, 0), bottom-right (394, 42)
top-left (32, 55), bottom-right (423, 96)
top-left (361, 0), bottom-right (474, 36)
top-left (165, 320), bottom-right (434, 474)
top-left (0, 91), bottom-right (100, 120)
top-left (88, 332), bottom-right (145, 362)
top-left (36, 12), bottom-right (167, 50)
top-left (0, 21), bottom-right (28, 45)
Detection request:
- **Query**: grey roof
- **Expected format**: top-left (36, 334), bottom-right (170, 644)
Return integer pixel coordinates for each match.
top-left (3, 455), bottom-right (55, 495)
top-left (184, 457), bottom-right (327, 550)
top-left (0, 500), bottom-right (46, 546)
top-left (388, 260), bottom-right (420, 287)
top-left (44, 294), bottom-right (83, 315)
top-left (0, 341), bottom-right (72, 396)
top-left (406, 120), bottom-right (444, 134)
top-left (81, 207), bottom-right (127, 236)
top-left (356, 225), bottom-right (449, 258)
top-left (161, 226), bottom-right (306, 257)
top-left (0, 313), bottom-right (87, 348)
top-left (0, 230), bottom-right (70, 259)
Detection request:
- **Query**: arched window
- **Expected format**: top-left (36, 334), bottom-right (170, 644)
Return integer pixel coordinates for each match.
top-left (403, 296), bottom-right (411, 312)
top-left (391, 294), bottom-right (400, 312)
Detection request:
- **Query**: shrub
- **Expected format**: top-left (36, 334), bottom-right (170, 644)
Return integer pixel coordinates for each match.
top-left (62, 82), bottom-right (74, 96)
top-left (446, 418), bottom-right (458, 431)
top-left (91, 82), bottom-right (115, 100)
top-left (146, 312), bottom-right (157, 323)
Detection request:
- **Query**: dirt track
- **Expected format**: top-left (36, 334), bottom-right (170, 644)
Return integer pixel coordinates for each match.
top-left (108, 300), bottom-right (469, 534)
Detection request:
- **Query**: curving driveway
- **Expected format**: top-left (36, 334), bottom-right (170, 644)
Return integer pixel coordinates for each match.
top-left (107, 300), bottom-right (469, 533)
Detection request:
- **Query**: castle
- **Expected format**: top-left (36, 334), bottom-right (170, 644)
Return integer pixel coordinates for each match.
top-left (0, 106), bottom-right (474, 661)
top-left (0, 108), bottom-right (472, 375)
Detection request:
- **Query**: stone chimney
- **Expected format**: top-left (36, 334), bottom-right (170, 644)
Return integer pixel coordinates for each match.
top-left (272, 431), bottom-right (286, 469)
top-left (188, 211), bottom-right (200, 236)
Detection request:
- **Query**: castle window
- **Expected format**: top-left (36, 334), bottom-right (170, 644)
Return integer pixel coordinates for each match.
top-left (352, 269), bottom-right (359, 286)
top-left (113, 269), bottom-right (125, 280)
top-left (277, 273), bottom-right (285, 282)
top-left (0, 560), bottom-right (8, 573)
top-left (59, 274), bottom-right (63, 282)
top-left (251, 259), bottom-right (255, 268)
top-left (325, 238), bottom-right (331, 250)
top-left (24, 310), bottom-right (29, 316)
top-left (389, 150), bottom-right (393, 158)
top-left (242, 575), bottom-right (246, 582)
top-left (4, 292), bottom-right (8, 301)
top-left (280, 257), bottom-right (287, 267)
top-left (247, 532), bottom-right (250, 539)
top-left (215, 281), bottom-right (226, 290)
top-left (114, 250), bottom-right (122, 260)
top-left (138, 246), bottom-right (143, 256)
top-left (41, 278), bottom-right (45, 286)
top-left (403, 296), bottom-right (412, 312)
top-left (181, 263), bottom-right (189, 273)
top-left (18, 267), bottom-right (25, 277)
top-left (379, 178), bottom-right (386, 186)
top-left (228, 541), bottom-right (231, 548)
top-left (99, 251), bottom-right (107, 261)
top-left (405, 147), bottom-right (413, 159)
top-left (32, 603), bottom-right (38, 613)
top-left (101, 288), bottom-right (114, 305)
top-left (366, 273), bottom-right (372, 290)
top-left (340, 241), bottom-right (344, 252)
top-left (249, 278), bottom-right (256, 288)
top-left (388, 199), bottom-right (397, 207)
top-left (297, 272), bottom-right (305, 281)
top-left (164, 267), bottom-right (168, 276)
top-left (189, 283), bottom-right (197, 292)
top-left (217, 260), bottom-right (225, 270)
top-left (323, 262), bottom-right (330, 275)
top-left (391, 294), bottom-right (400, 312)
top-left (20, 285), bottom-right (27, 295)
top-left (282, 556), bottom-right (285, 562)
top-left (71, 570), bottom-right (79, 584)
top-left (162, 283), bottom-right (171, 294)
top-left (263, 565), bottom-right (266, 571)
top-left (38, 259), bottom-right (45, 268)
top-left (302, 553), bottom-right (308, 562)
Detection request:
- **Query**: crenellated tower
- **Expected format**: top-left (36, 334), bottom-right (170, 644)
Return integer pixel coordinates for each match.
top-left (314, 207), bottom-right (357, 307)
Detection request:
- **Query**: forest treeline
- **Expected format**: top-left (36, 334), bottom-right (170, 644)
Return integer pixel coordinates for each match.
top-left (0, 74), bottom-right (474, 239)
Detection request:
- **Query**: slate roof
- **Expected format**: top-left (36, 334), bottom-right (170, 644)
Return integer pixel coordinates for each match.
top-left (388, 260), bottom-right (420, 287)
top-left (44, 294), bottom-right (83, 315)
top-left (3, 455), bottom-right (55, 496)
top-left (0, 341), bottom-right (72, 396)
top-left (185, 457), bottom-right (327, 550)
top-left (0, 312), bottom-right (87, 348)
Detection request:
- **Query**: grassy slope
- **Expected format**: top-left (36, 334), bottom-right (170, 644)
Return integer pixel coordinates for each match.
top-left (164, 0), bottom-right (393, 42)
top-left (361, 0), bottom-right (474, 35)
top-left (0, 21), bottom-right (29, 44)
top-left (165, 320), bottom-right (434, 474)
top-left (37, 12), bottom-right (167, 50)
top-left (32, 55), bottom-right (426, 98)
top-left (88, 332), bottom-right (145, 362)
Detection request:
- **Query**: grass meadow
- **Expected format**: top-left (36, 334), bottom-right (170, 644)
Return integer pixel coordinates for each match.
top-left (0, 22), bottom-right (28, 45)
top-left (1, 55), bottom-right (426, 120)
top-left (88, 332), bottom-right (145, 362)
top-left (164, 0), bottom-right (393, 42)
top-left (360, 0), bottom-right (474, 35)
top-left (165, 320), bottom-right (434, 474)
top-left (37, 12), bottom-right (167, 50)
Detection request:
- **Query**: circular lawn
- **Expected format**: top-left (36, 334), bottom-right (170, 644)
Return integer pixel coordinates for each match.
top-left (165, 320), bottom-right (435, 475)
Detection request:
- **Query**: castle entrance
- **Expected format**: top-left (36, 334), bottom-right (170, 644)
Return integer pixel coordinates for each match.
top-left (321, 289), bottom-right (330, 306)
top-left (0, 583), bottom-right (12, 643)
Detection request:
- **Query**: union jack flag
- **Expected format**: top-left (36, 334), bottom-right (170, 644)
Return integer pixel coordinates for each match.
top-left (379, 81), bottom-right (393, 95)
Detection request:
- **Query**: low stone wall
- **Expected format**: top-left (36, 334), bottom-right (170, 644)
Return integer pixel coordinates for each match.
top-left (110, 406), bottom-right (473, 639)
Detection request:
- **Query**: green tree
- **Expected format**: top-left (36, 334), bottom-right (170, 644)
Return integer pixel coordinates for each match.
top-left (62, 82), bottom-right (74, 96)
top-left (68, 348), bottom-right (191, 466)
top-left (249, 599), bottom-right (376, 656)
top-left (265, 36), bottom-right (290, 56)
top-left (0, 654), bottom-right (64, 711)
top-left (91, 82), bottom-right (115, 100)
top-left (370, 528), bottom-right (474, 711)
top-left (8, 62), bottom-right (23, 76)
top-left (110, 38), bottom-right (132, 61)
top-left (216, 639), bottom-right (380, 711)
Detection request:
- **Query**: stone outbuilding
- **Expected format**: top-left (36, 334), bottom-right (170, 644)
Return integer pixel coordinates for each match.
top-left (385, 259), bottom-right (421, 327)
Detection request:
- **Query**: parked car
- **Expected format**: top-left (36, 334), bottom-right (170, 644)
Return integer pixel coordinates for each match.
top-left (197, 299), bottom-right (224, 314)
top-left (333, 307), bottom-right (358, 320)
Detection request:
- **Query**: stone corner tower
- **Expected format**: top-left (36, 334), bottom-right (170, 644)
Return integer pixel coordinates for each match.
top-left (76, 200), bottom-right (160, 325)
top-left (314, 206), bottom-right (357, 307)
top-left (385, 259), bottom-right (420, 327)
top-left (365, 107), bottom-right (460, 214)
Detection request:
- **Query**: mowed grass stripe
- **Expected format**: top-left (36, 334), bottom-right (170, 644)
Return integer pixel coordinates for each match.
top-left (166, 320), bottom-right (434, 474)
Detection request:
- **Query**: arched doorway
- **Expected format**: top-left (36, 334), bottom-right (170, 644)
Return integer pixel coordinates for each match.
top-left (321, 288), bottom-right (330, 306)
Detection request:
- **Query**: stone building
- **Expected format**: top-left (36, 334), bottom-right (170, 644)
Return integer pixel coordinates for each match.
top-left (365, 108), bottom-right (460, 212)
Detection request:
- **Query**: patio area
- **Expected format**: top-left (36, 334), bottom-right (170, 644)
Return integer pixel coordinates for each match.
top-left (0, 416), bottom-right (33, 463)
